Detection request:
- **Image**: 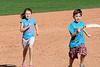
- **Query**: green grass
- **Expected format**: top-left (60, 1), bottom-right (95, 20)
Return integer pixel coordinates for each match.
top-left (0, 0), bottom-right (100, 16)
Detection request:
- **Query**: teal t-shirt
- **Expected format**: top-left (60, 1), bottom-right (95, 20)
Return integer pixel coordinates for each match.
top-left (68, 21), bottom-right (86, 48)
top-left (20, 18), bottom-right (36, 39)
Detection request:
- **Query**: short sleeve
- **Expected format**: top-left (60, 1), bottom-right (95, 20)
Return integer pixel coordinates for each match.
top-left (32, 19), bottom-right (36, 24)
top-left (82, 21), bottom-right (86, 28)
top-left (68, 24), bottom-right (74, 34)
top-left (20, 19), bottom-right (24, 24)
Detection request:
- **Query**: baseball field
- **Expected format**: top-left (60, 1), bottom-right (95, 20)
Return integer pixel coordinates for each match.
top-left (0, 0), bottom-right (100, 67)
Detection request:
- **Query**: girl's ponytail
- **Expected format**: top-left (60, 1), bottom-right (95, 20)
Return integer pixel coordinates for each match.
top-left (21, 13), bottom-right (26, 19)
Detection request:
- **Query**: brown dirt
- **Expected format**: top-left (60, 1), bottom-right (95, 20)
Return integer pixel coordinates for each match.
top-left (0, 8), bottom-right (100, 67)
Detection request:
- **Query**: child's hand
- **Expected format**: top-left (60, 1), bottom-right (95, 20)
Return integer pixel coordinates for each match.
top-left (28, 24), bottom-right (31, 27)
top-left (77, 29), bottom-right (81, 33)
top-left (36, 32), bottom-right (39, 36)
top-left (87, 34), bottom-right (91, 37)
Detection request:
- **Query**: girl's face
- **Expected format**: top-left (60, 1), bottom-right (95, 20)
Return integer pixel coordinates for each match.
top-left (73, 13), bottom-right (82, 23)
top-left (25, 10), bottom-right (32, 20)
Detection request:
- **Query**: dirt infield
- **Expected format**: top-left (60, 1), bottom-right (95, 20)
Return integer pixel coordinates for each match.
top-left (0, 8), bottom-right (100, 67)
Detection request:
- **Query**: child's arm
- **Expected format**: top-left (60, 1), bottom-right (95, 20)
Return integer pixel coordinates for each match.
top-left (71, 29), bottom-right (81, 37)
top-left (71, 32), bottom-right (78, 37)
top-left (83, 29), bottom-right (90, 37)
top-left (34, 23), bottom-right (39, 36)
top-left (20, 23), bottom-right (31, 32)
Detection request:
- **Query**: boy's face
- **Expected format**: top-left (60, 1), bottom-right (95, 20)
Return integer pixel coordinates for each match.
top-left (25, 10), bottom-right (32, 20)
top-left (73, 13), bottom-right (82, 23)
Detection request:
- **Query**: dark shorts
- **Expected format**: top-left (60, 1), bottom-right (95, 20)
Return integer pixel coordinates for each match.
top-left (69, 43), bottom-right (87, 59)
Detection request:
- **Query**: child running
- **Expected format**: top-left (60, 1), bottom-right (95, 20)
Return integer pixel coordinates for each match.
top-left (68, 9), bottom-right (90, 67)
top-left (20, 8), bottom-right (39, 67)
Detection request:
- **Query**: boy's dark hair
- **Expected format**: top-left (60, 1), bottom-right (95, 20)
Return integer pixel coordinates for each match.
top-left (73, 9), bottom-right (82, 16)
top-left (21, 8), bottom-right (32, 19)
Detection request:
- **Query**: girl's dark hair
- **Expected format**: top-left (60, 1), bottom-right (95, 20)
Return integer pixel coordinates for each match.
top-left (73, 9), bottom-right (82, 16)
top-left (21, 8), bottom-right (32, 19)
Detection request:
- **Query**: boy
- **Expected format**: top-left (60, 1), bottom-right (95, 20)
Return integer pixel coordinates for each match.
top-left (68, 9), bottom-right (90, 67)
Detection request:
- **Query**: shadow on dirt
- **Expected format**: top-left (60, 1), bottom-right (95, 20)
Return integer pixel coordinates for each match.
top-left (0, 64), bottom-right (16, 67)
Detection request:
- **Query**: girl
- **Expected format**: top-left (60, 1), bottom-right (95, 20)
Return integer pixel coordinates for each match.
top-left (20, 8), bottom-right (39, 67)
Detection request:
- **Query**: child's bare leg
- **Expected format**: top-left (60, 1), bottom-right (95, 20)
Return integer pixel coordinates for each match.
top-left (69, 58), bottom-right (75, 67)
top-left (22, 48), bottom-right (28, 66)
top-left (29, 44), bottom-right (33, 65)
top-left (80, 55), bottom-right (85, 66)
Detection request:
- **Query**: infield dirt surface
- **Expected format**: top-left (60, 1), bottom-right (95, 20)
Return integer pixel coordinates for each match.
top-left (0, 8), bottom-right (100, 67)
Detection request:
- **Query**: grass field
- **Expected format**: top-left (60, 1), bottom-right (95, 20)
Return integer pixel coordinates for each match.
top-left (0, 0), bottom-right (100, 16)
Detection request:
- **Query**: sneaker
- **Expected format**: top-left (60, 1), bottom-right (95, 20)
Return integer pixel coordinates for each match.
top-left (29, 65), bottom-right (33, 67)
top-left (80, 65), bottom-right (84, 67)
top-left (22, 65), bottom-right (26, 67)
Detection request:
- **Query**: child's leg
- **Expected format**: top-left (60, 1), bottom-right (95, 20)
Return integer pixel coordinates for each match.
top-left (28, 37), bottom-right (35, 67)
top-left (29, 44), bottom-right (33, 65)
top-left (68, 47), bottom-right (79, 67)
top-left (22, 38), bottom-right (29, 66)
top-left (69, 58), bottom-right (75, 67)
top-left (79, 44), bottom-right (87, 67)
top-left (80, 55), bottom-right (85, 66)
top-left (22, 48), bottom-right (28, 66)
